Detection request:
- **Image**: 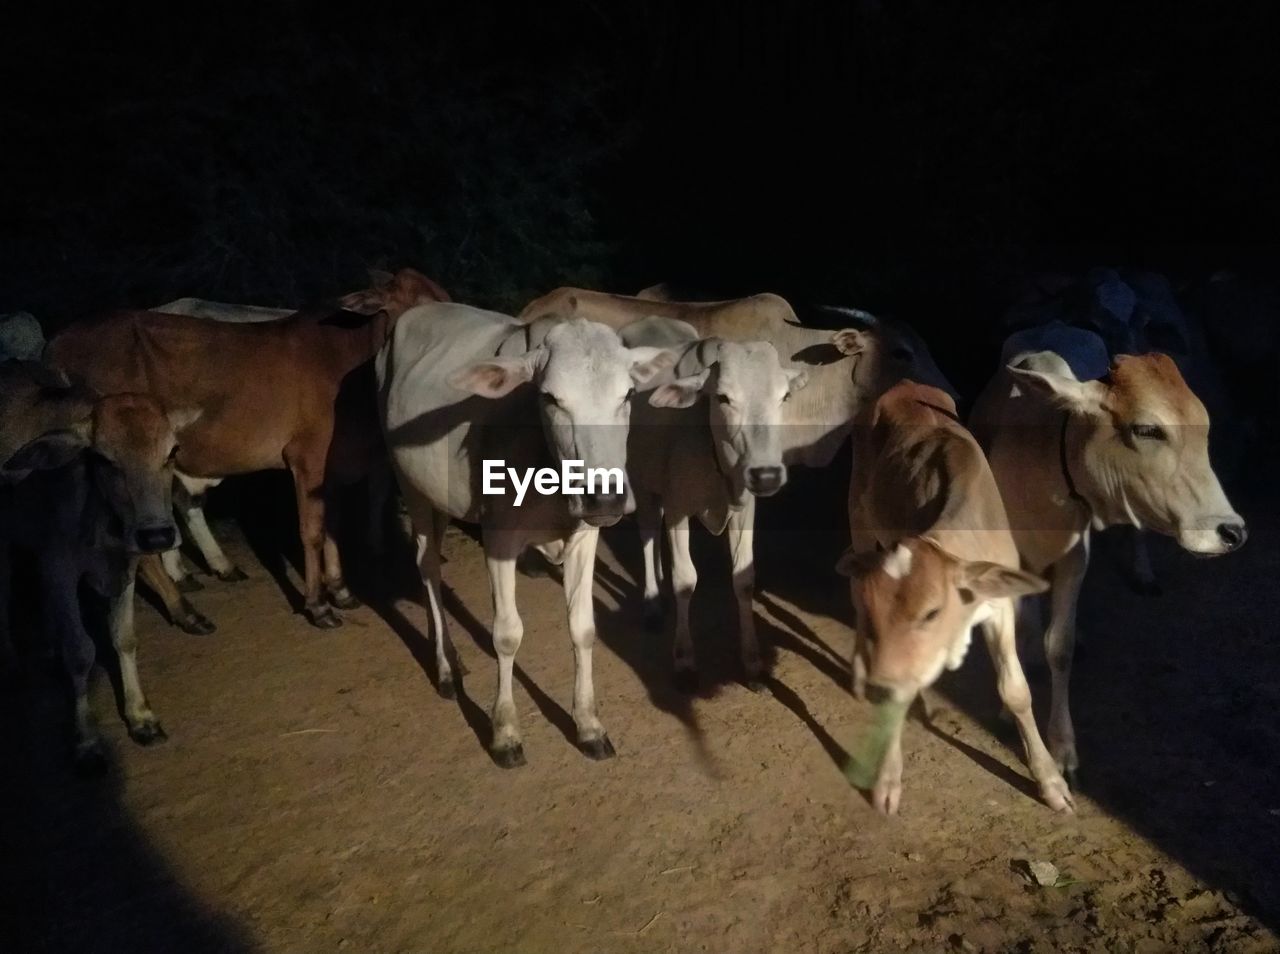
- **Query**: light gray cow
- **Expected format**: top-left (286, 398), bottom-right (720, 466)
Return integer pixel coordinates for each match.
top-left (619, 317), bottom-right (809, 689)
top-left (378, 302), bottom-right (676, 767)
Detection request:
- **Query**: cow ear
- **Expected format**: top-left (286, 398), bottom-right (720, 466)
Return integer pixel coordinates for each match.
top-left (337, 289), bottom-right (384, 315)
top-left (648, 370), bottom-right (710, 409)
top-left (4, 429), bottom-right (88, 475)
top-left (167, 407), bottom-right (202, 432)
top-left (835, 546), bottom-right (884, 579)
top-left (448, 356), bottom-right (536, 398)
top-left (628, 347), bottom-right (678, 387)
top-left (832, 329), bottom-right (869, 357)
top-left (786, 367), bottom-right (809, 392)
top-left (957, 561), bottom-right (1048, 604)
top-left (1005, 366), bottom-right (1106, 414)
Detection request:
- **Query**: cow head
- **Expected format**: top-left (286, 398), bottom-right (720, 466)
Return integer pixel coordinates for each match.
top-left (86, 395), bottom-right (197, 554)
top-left (837, 538), bottom-right (1048, 705)
top-left (450, 318), bottom-right (676, 527)
top-left (1007, 352), bottom-right (1246, 555)
top-left (648, 338), bottom-right (807, 500)
top-left (818, 307), bottom-right (958, 402)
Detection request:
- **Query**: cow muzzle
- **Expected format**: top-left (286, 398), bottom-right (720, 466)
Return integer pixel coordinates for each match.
top-left (1177, 516), bottom-right (1248, 556)
top-left (135, 524), bottom-right (177, 554)
top-left (744, 465), bottom-right (786, 497)
top-left (575, 487), bottom-right (634, 527)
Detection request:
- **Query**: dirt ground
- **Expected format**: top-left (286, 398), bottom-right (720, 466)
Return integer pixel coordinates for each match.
top-left (3, 464), bottom-right (1280, 954)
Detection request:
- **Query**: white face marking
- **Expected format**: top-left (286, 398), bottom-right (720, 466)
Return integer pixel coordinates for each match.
top-left (883, 543), bottom-right (913, 580)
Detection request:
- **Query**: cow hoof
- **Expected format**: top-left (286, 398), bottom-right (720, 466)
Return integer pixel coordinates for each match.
top-left (329, 590), bottom-right (362, 611)
top-left (672, 669), bottom-right (699, 694)
top-left (491, 743), bottom-right (527, 769)
top-left (176, 575), bottom-right (205, 593)
top-left (74, 742), bottom-right (108, 777)
top-left (178, 601), bottom-right (216, 635)
top-left (642, 600), bottom-right (663, 632)
top-left (218, 567), bottom-right (250, 583)
top-left (129, 720), bottom-right (168, 747)
top-left (436, 675), bottom-right (457, 700)
top-left (307, 606), bottom-right (343, 629)
top-left (579, 735), bottom-right (617, 761)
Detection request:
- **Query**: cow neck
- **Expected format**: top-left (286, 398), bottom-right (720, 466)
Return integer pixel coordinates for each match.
top-left (1059, 413), bottom-right (1090, 513)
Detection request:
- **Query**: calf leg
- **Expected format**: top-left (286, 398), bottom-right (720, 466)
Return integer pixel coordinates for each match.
top-left (728, 494), bottom-right (764, 690)
top-left (665, 514), bottom-right (699, 692)
top-left (416, 509), bottom-right (456, 698)
top-left (562, 526), bottom-right (614, 759)
top-left (1046, 538), bottom-right (1089, 779)
top-left (40, 552), bottom-right (104, 773)
top-left (137, 554), bottom-right (215, 635)
top-left (870, 716), bottom-right (906, 816)
top-left (483, 529), bottom-right (525, 766)
top-left (320, 494), bottom-right (359, 610)
top-left (981, 600), bottom-right (1074, 812)
top-left (636, 493), bottom-right (664, 631)
top-left (182, 494), bottom-right (247, 582)
top-left (108, 562), bottom-right (166, 745)
top-left (161, 544), bottom-right (203, 593)
top-left (285, 437), bottom-right (339, 628)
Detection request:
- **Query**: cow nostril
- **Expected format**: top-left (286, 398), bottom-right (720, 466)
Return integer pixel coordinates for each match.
top-left (746, 466), bottom-right (785, 494)
top-left (136, 527), bottom-right (176, 553)
top-left (864, 683), bottom-right (895, 706)
top-left (1217, 522), bottom-right (1247, 551)
top-left (585, 490), bottom-right (626, 510)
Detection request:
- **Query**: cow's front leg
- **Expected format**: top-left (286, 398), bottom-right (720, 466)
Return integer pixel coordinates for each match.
top-left (1046, 538), bottom-right (1089, 781)
top-left (871, 720), bottom-right (906, 816)
top-left (161, 543), bottom-right (203, 593)
top-left (285, 438), bottom-right (339, 628)
top-left (727, 495), bottom-right (764, 690)
top-left (416, 509), bottom-right (456, 699)
top-left (562, 526), bottom-right (614, 759)
top-left (40, 551), bottom-right (104, 773)
top-left (665, 514), bottom-right (699, 692)
top-left (981, 601), bottom-right (1073, 813)
top-left (137, 554), bottom-right (215, 635)
top-left (483, 530), bottom-right (526, 766)
top-left (176, 476), bottom-right (246, 582)
top-left (636, 493), bottom-right (664, 631)
top-left (108, 562), bottom-right (166, 745)
top-left (321, 502), bottom-right (360, 610)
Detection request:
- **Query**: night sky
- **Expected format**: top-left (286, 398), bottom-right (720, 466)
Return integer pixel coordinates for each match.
top-left (4, 2), bottom-right (1278, 357)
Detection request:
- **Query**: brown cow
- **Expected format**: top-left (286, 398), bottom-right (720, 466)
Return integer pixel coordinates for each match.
top-left (47, 305), bottom-right (391, 627)
top-left (838, 382), bottom-right (1066, 814)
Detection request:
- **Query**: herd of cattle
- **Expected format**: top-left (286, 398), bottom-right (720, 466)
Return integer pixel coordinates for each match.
top-left (0, 265), bottom-right (1267, 815)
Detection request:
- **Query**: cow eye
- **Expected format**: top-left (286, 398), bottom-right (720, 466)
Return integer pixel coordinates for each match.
top-left (1131, 423), bottom-right (1167, 441)
top-left (717, 395), bottom-right (732, 406)
top-left (922, 607), bottom-right (941, 623)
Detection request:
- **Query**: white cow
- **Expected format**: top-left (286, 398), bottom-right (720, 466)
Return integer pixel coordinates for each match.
top-left (619, 317), bottom-right (809, 689)
top-left (378, 303), bottom-right (675, 766)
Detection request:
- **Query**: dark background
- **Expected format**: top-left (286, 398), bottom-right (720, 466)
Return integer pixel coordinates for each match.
top-left (4, 1), bottom-right (1279, 380)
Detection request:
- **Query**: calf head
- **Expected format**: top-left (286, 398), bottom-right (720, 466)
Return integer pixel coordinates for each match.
top-left (87, 395), bottom-right (197, 554)
top-left (648, 338), bottom-right (808, 500)
top-left (450, 318), bottom-right (676, 526)
top-left (1008, 352), bottom-right (1246, 555)
top-left (837, 538), bottom-right (1047, 705)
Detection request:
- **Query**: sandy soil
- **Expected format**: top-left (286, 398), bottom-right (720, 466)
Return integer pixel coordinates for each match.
top-left (3, 466), bottom-right (1280, 954)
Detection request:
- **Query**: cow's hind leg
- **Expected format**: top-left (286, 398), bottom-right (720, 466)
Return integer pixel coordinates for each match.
top-left (483, 529), bottom-right (525, 766)
top-left (666, 514), bottom-right (699, 693)
top-left (636, 494), bottom-right (664, 631)
top-left (1046, 539), bottom-right (1089, 781)
top-left (176, 476), bottom-right (247, 583)
top-left (981, 600), bottom-right (1073, 812)
top-left (416, 510), bottom-right (456, 698)
top-left (728, 495), bottom-right (765, 690)
top-left (285, 437), bottom-right (340, 628)
top-left (562, 526), bottom-right (614, 759)
top-left (321, 522), bottom-right (360, 610)
top-left (109, 563), bottom-right (166, 746)
top-left (41, 552), bottom-right (105, 773)
top-left (138, 554), bottom-right (215, 635)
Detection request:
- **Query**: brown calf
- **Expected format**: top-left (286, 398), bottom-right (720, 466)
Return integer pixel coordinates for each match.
top-left (838, 382), bottom-right (1068, 814)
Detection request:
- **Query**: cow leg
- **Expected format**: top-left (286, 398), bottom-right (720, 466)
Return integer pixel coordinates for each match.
top-left (137, 554), bottom-right (215, 635)
top-left (1046, 538), bottom-right (1089, 780)
top-left (636, 493), bottom-right (664, 631)
top-left (416, 510), bottom-right (456, 699)
top-left (321, 516), bottom-right (360, 611)
top-left (40, 552), bottom-right (104, 773)
top-left (665, 514), bottom-right (699, 693)
top-left (562, 525), bottom-right (614, 759)
top-left (108, 562), bottom-right (166, 746)
top-left (285, 441), bottom-right (339, 628)
top-left (182, 493), bottom-right (247, 583)
top-left (980, 600), bottom-right (1074, 813)
top-left (870, 713), bottom-right (907, 816)
top-left (161, 544), bottom-right (203, 593)
top-left (729, 494), bottom-right (764, 690)
top-left (483, 529), bottom-right (525, 767)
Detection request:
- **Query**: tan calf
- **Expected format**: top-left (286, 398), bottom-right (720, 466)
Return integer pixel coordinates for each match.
top-left (839, 382), bottom-right (1069, 814)
top-left (969, 349), bottom-right (1246, 778)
